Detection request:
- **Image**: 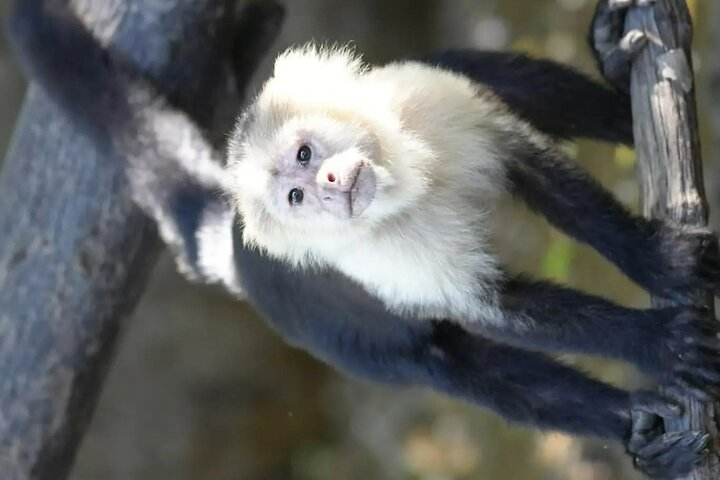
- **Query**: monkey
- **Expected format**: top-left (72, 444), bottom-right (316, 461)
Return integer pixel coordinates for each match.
top-left (228, 43), bottom-right (720, 394)
top-left (8, 0), bottom-right (720, 477)
top-left (225, 44), bottom-right (720, 477)
top-left (229, 46), bottom-right (508, 325)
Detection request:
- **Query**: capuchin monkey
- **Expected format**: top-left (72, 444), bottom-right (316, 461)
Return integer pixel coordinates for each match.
top-left (227, 44), bottom-right (720, 326)
top-left (230, 46), bottom-right (508, 323)
top-left (9, 0), bottom-right (720, 475)
top-left (227, 44), bottom-right (720, 478)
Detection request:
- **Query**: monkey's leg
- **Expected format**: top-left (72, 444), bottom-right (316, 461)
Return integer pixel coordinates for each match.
top-left (430, 322), bottom-right (642, 436)
top-left (504, 135), bottom-right (720, 303)
top-left (430, 323), bottom-right (707, 479)
top-left (233, 244), bottom-right (706, 478)
top-left (420, 50), bottom-right (632, 144)
top-left (479, 276), bottom-right (720, 401)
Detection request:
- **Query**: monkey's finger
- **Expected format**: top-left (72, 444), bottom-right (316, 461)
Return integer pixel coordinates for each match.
top-left (681, 335), bottom-right (720, 351)
top-left (674, 362), bottom-right (720, 384)
top-left (607, 0), bottom-right (634, 11)
top-left (634, 431), bottom-right (708, 460)
top-left (667, 377), bottom-right (718, 402)
top-left (631, 391), bottom-right (683, 419)
top-left (677, 345), bottom-right (720, 363)
top-left (634, 432), bottom-right (708, 479)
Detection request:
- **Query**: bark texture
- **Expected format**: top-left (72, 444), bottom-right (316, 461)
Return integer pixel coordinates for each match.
top-left (0, 1), bottom-right (278, 478)
top-left (626, 0), bottom-right (720, 478)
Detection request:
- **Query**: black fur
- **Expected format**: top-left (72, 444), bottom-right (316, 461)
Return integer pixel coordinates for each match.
top-left (232, 223), bottom-right (708, 478)
top-left (233, 228), bottom-right (636, 438)
top-left (224, 51), bottom-right (718, 476)
top-left (499, 127), bottom-right (720, 304)
top-left (489, 277), bottom-right (720, 401)
top-left (419, 49), bottom-right (633, 144)
top-left (9, 1), bottom-right (717, 476)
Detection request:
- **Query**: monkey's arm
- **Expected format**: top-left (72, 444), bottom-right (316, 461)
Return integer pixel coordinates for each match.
top-left (503, 130), bottom-right (720, 303)
top-left (481, 276), bottom-right (720, 400)
top-left (420, 50), bottom-right (632, 144)
top-left (8, 0), bottom-right (284, 298)
top-left (129, 145), bottom-right (245, 297)
top-left (232, 236), bottom-right (704, 478)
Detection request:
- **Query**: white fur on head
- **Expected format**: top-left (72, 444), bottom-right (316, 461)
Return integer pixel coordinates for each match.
top-left (226, 42), bottom-right (516, 325)
top-left (271, 43), bottom-right (368, 111)
top-left (226, 43), bottom-right (433, 267)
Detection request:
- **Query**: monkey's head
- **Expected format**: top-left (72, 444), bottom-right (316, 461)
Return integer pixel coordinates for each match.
top-left (227, 45), bottom-right (430, 264)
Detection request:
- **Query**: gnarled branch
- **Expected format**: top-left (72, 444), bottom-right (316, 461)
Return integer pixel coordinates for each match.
top-left (623, 0), bottom-right (720, 478)
top-left (0, 1), bottom-right (282, 479)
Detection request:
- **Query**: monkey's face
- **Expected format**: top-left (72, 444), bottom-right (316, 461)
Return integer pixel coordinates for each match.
top-left (229, 114), bottom-right (401, 259)
top-left (264, 115), bottom-right (380, 223)
top-left (226, 45), bottom-right (430, 262)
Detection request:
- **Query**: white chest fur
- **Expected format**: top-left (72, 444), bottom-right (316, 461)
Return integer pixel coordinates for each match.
top-left (331, 204), bottom-right (504, 324)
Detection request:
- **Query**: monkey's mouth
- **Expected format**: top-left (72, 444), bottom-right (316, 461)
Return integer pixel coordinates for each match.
top-left (348, 163), bottom-right (377, 218)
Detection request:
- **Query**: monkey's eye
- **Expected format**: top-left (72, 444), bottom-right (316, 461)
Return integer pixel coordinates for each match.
top-left (288, 187), bottom-right (304, 206)
top-left (297, 144), bottom-right (312, 166)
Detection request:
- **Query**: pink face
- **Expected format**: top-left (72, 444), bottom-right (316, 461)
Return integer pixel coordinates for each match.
top-left (269, 127), bottom-right (378, 223)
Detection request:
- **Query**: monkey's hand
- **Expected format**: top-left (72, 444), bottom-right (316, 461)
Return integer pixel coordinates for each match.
top-left (643, 307), bottom-right (720, 401)
top-left (647, 224), bottom-right (720, 304)
top-left (626, 392), bottom-right (709, 479)
top-left (589, 0), bottom-right (647, 92)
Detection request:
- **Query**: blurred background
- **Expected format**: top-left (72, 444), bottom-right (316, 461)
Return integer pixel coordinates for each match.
top-left (1, 1), bottom-right (718, 479)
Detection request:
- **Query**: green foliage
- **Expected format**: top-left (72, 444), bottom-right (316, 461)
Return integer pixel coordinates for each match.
top-left (541, 234), bottom-right (575, 282)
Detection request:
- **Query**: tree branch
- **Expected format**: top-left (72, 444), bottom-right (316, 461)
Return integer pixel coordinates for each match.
top-left (624, 0), bottom-right (720, 478)
top-left (0, 1), bottom-right (281, 479)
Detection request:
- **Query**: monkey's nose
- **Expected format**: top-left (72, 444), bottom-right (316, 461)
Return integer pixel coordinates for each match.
top-left (318, 165), bottom-right (360, 192)
top-left (317, 159), bottom-right (377, 219)
top-left (317, 152), bottom-right (364, 190)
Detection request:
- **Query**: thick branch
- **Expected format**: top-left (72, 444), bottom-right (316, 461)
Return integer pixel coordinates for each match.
top-left (625, 0), bottom-right (720, 478)
top-left (0, 1), bottom-right (280, 479)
